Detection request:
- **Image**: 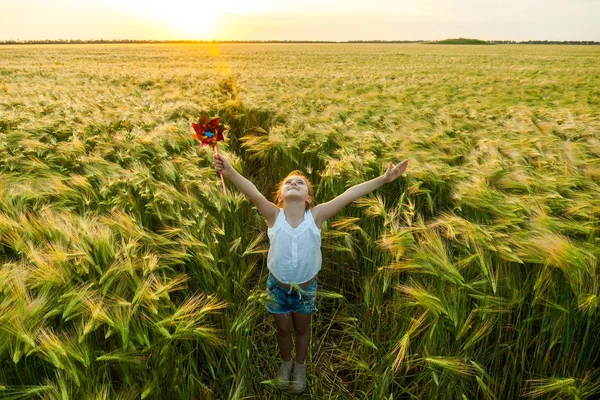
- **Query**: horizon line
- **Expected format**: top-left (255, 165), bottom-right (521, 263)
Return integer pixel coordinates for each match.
top-left (2, 38), bottom-right (600, 45)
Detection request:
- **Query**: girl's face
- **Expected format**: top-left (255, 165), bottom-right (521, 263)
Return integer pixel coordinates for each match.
top-left (280, 175), bottom-right (311, 205)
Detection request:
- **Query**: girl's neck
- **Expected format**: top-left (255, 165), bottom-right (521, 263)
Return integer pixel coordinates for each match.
top-left (282, 201), bottom-right (306, 218)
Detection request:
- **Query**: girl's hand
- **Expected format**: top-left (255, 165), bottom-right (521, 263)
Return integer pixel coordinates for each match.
top-left (383, 159), bottom-right (409, 183)
top-left (214, 153), bottom-right (233, 176)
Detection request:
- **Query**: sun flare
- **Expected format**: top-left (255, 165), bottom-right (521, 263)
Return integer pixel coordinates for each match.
top-left (159, 6), bottom-right (220, 38)
top-left (157, 0), bottom-right (256, 38)
top-left (100, 0), bottom-right (254, 39)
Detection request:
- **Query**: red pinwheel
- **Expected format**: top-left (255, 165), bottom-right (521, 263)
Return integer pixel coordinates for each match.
top-left (192, 114), bottom-right (225, 149)
top-left (192, 113), bottom-right (228, 194)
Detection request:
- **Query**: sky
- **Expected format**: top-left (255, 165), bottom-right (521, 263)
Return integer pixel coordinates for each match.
top-left (1, 0), bottom-right (599, 41)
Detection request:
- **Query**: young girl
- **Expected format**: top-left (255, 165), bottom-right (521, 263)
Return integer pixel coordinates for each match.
top-left (213, 153), bottom-right (408, 394)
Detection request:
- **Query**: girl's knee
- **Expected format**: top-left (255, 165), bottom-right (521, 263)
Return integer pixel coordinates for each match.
top-left (273, 312), bottom-right (294, 334)
top-left (295, 326), bottom-right (310, 336)
top-left (276, 324), bottom-right (293, 337)
top-left (292, 312), bottom-right (312, 335)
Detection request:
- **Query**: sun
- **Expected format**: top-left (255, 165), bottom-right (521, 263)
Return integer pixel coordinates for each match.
top-left (100, 0), bottom-right (254, 39)
top-left (155, 4), bottom-right (220, 38)
top-left (149, 0), bottom-right (253, 39)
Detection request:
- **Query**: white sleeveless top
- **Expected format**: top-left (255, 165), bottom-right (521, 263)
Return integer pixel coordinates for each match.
top-left (267, 208), bottom-right (322, 285)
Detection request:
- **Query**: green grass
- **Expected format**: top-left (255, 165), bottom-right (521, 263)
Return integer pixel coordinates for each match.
top-left (0, 43), bottom-right (599, 399)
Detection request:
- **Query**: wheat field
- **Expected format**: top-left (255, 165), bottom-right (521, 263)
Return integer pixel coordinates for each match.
top-left (0, 43), bottom-right (599, 399)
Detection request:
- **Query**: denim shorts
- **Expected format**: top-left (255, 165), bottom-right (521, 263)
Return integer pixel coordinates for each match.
top-left (265, 274), bottom-right (318, 315)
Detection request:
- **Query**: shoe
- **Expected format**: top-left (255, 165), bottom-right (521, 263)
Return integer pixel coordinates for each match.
top-left (290, 362), bottom-right (307, 394)
top-left (276, 359), bottom-right (293, 390)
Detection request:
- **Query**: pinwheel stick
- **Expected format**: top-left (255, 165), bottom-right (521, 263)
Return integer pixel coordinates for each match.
top-left (214, 145), bottom-right (227, 195)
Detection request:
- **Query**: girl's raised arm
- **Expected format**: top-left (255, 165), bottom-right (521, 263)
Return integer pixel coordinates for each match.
top-left (214, 154), bottom-right (280, 226)
top-left (312, 160), bottom-right (408, 227)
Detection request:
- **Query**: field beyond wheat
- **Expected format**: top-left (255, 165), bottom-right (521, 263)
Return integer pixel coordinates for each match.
top-left (0, 43), bottom-right (599, 399)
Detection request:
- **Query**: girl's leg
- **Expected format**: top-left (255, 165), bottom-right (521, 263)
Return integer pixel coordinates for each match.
top-left (291, 312), bottom-right (312, 364)
top-left (273, 313), bottom-right (294, 361)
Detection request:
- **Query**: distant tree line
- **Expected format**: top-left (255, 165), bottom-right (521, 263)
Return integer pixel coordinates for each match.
top-left (435, 38), bottom-right (489, 44)
top-left (488, 40), bottom-right (599, 45)
top-left (1, 39), bottom-right (339, 44)
top-left (0, 39), bottom-right (598, 45)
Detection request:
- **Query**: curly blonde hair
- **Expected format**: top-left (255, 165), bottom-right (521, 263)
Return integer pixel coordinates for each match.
top-left (273, 170), bottom-right (315, 210)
